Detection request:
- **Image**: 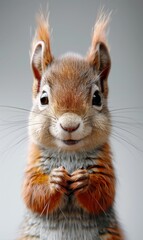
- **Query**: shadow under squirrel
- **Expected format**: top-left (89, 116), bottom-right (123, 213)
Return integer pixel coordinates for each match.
top-left (18, 12), bottom-right (124, 240)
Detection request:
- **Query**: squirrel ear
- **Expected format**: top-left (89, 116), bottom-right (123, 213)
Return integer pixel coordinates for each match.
top-left (31, 15), bottom-right (53, 98)
top-left (87, 12), bottom-right (111, 98)
top-left (31, 41), bottom-right (45, 94)
top-left (88, 42), bottom-right (111, 98)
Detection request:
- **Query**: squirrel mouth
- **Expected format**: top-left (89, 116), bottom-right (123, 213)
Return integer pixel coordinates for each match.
top-left (62, 140), bottom-right (80, 145)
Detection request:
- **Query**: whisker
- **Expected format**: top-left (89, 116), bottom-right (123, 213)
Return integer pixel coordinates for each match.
top-left (0, 122), bottom-right (43, 140)
top-left (111, 123), bottom-right (143, 141)
top-left (58, 205), bottom-right (67, 221)
top-left (109, 106), bottom-right (143, 112)
top-left (112, 115), bottom-right (143, 124)
top-left (110, 133), bottom-right (135, 156)
top-left (0, 134), bottom-right (29, 160)
top-left (0, 119), bottom-right (29, 126)
top-left (0, 105), bottom-right (32, 113)
top-left (112, 119), bottom-right (143, 129)
top-left (89, 189), bottom-right (107, 217)
top-left (0, 105), bottom-right (48, 118)
top-left (40, 200), bottom-right (49, 217)
top-left (111, 130), bottom-right (143, 153)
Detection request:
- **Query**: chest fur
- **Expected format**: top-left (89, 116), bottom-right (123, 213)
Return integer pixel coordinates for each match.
top-left (38, 149), bottom-right (98, 174)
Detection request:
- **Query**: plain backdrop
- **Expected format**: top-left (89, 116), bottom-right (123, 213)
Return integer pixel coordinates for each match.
top-left (0, 0), bottom-right (143, 239)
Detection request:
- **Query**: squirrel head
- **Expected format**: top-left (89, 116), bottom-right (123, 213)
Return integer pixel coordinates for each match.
top-left (29, 13), bottom-right (111, 153)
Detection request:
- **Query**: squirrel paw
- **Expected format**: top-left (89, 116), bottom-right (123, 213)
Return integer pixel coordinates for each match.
top-left (49, 166), bottom-right (70, 194)
top-left (70, 169), bottom-right (89, 194)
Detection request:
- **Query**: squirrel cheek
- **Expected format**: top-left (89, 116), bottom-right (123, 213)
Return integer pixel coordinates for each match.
top-left (93, 114), bottom-right (109, 131)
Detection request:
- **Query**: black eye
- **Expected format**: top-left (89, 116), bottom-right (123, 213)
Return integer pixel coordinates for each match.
top-left (92, 90), bottom-right (101, 106)
top-left (40, 91), bottom-right (49, 105)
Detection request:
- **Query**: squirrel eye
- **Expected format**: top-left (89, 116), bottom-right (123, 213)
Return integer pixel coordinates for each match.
top-left (40, 91), bottom-right (49, 105)
top-left (92, 90), bottom-right (101, 106)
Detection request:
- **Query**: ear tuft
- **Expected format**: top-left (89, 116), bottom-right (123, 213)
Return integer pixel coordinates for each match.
top-left (90, 11), bottom-right (111, 51)
top-left (32, 14), bottom-right (53, 66)
top-left (87, 11), bottom-right (111, 98)
top-left (31, 14), bottom-right (53, 98)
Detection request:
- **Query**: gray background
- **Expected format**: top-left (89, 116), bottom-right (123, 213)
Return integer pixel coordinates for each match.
top-left (0, 0), bottom-right (143, 239)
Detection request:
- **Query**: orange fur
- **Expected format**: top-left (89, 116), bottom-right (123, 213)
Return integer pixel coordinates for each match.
top-left (22, 144), bottom-right (64, 215)
top-left (72, 143), bottom-right (115, 214)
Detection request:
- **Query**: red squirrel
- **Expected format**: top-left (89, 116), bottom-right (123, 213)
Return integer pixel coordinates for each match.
top-left (18, 12), bottom-right (124, 240)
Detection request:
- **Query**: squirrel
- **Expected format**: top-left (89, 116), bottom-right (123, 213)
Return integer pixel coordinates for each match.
top-left (18, 12), bottom-right (124, 240)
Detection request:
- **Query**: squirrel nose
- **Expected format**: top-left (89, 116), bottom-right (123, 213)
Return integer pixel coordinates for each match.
top-left (60, 123), bottom-right (80, 133)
